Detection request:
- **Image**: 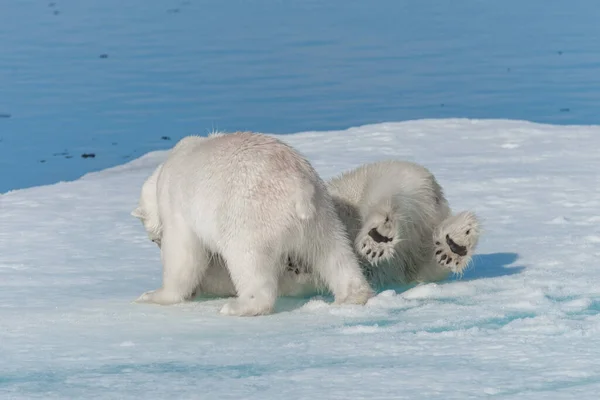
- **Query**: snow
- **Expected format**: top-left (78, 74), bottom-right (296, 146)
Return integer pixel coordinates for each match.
top-left (1, 119), bottom-right (599, 398)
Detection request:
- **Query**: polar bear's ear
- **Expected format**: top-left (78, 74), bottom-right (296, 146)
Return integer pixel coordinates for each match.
top-left (131, 207), bottom-right (145, 219)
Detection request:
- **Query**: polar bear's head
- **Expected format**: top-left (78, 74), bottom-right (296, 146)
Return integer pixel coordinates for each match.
top-left (131, 206), bottom-right (162, 248)
top-left (132, 164), bottom-right (163, 248)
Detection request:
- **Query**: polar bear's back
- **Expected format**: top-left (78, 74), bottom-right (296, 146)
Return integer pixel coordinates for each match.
top-left (327, 159), bottom-right (451, 246)
top-left (158, 132), bottom-right (324, 247)
top-left (364, 160), bottom-right (450, 221)
top-left (328, 160), bottom-right (443, 206)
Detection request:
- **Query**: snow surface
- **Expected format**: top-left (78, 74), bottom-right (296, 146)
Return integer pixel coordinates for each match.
top-left (1, 119), bottom-right (599, 399)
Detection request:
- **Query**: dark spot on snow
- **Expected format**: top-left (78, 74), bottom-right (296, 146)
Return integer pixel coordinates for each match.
top-left (435, 250), bottom-right (442, 255)
top-left (161, 136), bottom-right (171, 141)
top-left (378, 250), bottom-right (384, 257)
top-left (560, 108), bottom-right (570, 112)
top-left (99, 54), bottom-right (108, 59)
top-left (366, 249), bottom-right (371, 256)
top-left (435, 241), bottom-right (440, 246)
top-left (446, 257), bottom-right (452, 264)
top-left (81, 153), bottom-right (96, 158)
top-left (440, 254), bottom-right (447, 261)
top-left (465, 230), bottom-right (470, 235)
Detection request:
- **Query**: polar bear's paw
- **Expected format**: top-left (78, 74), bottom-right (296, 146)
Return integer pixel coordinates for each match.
top-left (134, 288), bottom-right (185, 305)
top-left (334, 281), bottom-right (374, 306)
top-left (286, 256), bottom-right (309, 275)
top-left (219, 297), bottom-right (274, 317)
top-left (433, 237), bottom-right (469, 275)
top-left (355, 216), bottom-right (397, 265)
top-left (433, 211), bottom-right (480, 275)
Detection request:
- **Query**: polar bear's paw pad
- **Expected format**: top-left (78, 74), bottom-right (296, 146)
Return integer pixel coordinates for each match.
top-left (356, 223), bottom-right (396, 265)
top-left (433, 236), bottom-right (472, 275)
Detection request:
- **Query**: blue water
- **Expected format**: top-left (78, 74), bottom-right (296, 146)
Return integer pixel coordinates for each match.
top-left (1, 0), bottom-right (599, 192)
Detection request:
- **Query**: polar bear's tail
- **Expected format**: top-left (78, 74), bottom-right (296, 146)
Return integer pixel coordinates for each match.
top-left (294, 179), bottom-right (317, 220)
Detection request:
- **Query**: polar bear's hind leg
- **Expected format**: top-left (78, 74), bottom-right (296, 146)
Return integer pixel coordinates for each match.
top-left (220, 248), bottom-right (280, 316)
top-left (313, 236), bottom-right (374, 305)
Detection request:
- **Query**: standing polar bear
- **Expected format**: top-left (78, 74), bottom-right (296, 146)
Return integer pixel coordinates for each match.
top-left (131, 131), bottom-right (372, 316)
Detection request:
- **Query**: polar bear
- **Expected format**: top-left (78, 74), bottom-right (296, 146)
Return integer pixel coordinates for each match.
top-left (131, 131), bottom-right (372, 316)
top-left (318, 160), bottom-right (481, 287)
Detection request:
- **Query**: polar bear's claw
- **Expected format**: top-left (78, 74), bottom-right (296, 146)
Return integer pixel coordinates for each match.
top-left (355, 217), bottom-right (397, 265)
top-left (367, 227), bottom-right (393, 243)
top-left (357, 233), bottom-right (395, 265)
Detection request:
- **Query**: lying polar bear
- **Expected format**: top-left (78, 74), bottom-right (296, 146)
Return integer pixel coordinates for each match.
top-left (315, 160), bottom-right (480, 287)
top-left (131, 131), bottom-right (372, 316)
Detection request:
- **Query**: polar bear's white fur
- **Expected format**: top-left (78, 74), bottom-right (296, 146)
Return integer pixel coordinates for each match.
top-left (131, 131), bottom-right (372, 316)
top-left (325, 160), bottom-right (480, 287)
